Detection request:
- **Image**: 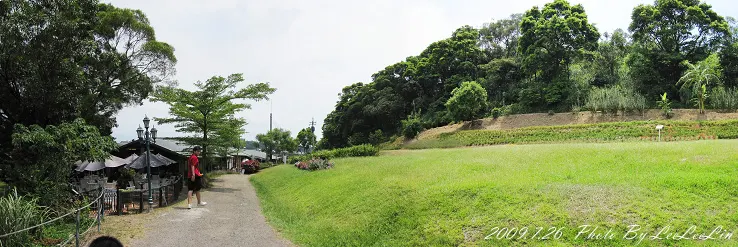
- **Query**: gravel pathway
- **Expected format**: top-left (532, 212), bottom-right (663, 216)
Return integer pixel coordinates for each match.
top-left (128, 174), bottom-right (293, 247)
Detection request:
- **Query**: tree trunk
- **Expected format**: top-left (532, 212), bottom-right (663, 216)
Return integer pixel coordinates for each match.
top-left (203, 115), bottom-right (208, 173)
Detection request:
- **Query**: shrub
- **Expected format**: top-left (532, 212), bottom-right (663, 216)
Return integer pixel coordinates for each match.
top-left (5, 119), bottom-right (117, 210)
top-left (401, 114), bottom-right (423, 139)
top-left (0, 189), bottom-right (49, 247)
top-left (368, 129), bottom-right (386, 146)
top-left (491, 107), bottom-right (502, 119)
top-left (709, 87), bottom-right (738, 111)
top-left (446, 81), bottom-right (489, 121)
top-left (585, 86), bottom-right (647, 114)
top-left (115, 168), bottom-right (136, 189)
top-left (658, 93), bottom-right (674, 118)
top-left (295, 158), bottom-right (334, 171)
top-left (312, 144), bottom-right (379, 159)
top-left (291, 144), bottom-right (379, 163)
top-left (242, 160), bottom-right (260, 174)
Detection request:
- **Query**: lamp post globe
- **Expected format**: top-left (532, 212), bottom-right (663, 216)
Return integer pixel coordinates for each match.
top-left (151, 126), bottom-right (158, 141)
top-left (136, 126), bottom-right (144, 140)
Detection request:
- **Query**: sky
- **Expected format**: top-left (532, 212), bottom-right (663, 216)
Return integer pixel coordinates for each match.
top-left (108, 0), bottom-right (738, 143)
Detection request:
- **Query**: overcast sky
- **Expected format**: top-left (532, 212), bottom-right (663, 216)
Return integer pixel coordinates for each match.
top-left (108, 0), bottom-right (738, 143)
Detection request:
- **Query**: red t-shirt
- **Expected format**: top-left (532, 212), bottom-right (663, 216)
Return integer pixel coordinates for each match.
top-left (187, 154), bottom-right (202, 178)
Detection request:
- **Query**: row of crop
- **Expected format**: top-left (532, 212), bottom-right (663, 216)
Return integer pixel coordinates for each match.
top-left (404, 120), bottom-right (738, 149)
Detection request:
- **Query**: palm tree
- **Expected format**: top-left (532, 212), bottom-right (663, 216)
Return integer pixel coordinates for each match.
top-left (677, 54), bottom-right (722, 114)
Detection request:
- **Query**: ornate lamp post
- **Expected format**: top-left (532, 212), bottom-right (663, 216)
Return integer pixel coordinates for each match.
top-left (136, 115), bottom-right (157, 212)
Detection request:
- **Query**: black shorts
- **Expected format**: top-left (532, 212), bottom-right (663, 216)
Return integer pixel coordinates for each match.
top-left (188, 176), bottom-right (203, 192)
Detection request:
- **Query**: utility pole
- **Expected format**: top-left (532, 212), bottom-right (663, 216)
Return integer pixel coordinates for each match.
top-left (309, 117), bottom-right (316, 133)
top-left (269, 100), bottom-right (273, 131)
top-left (268, 100), bottom-right (273, 162)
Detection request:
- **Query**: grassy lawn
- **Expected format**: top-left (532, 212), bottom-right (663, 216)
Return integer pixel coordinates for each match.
top-left (252, 140), bottom-right (738, 246)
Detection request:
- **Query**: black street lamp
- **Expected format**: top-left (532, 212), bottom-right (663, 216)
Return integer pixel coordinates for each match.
top-left (136, 115), bottom-right (157, 212)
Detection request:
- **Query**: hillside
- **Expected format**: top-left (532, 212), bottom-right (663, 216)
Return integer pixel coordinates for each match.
top-left (416, 109), bottom-right (738, 141)
top-left (253, 140), bottom-right (738, 246)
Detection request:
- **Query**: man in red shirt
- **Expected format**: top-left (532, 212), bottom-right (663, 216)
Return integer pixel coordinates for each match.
top-left (187, 146), bottom-right (207, 209)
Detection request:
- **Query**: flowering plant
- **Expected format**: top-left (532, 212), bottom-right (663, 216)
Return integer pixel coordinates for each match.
top-left (295, 158), bottom-right (333, 171)
top-left (242, 159), bottom-right (260, 174)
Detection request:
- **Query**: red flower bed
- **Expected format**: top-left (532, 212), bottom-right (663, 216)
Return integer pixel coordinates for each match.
top-left (242, 159), bottom-right (260, 174)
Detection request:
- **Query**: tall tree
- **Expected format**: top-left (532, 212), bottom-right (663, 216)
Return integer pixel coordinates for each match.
top-left (628, 0), bottom-right (730, 102)
top-left (478, 58), bottom-right (523, 107)
top-left (152, 74), bottom-right (275, 171)
top-left (518, 0), bottom-right (599, 78)
top-left (0, 0), bottom-right (176, 159)
top-left (518, 0), bottom-right (599, 109)
top-left (296, 128), bottom-right (317, 154)
top-left (720, 17), bottom-right (738, 88)
top-left (479, 14), bottom-right (523, 59)
top-left (591, 29), bottom-right (631, 87)
top-left (256, 128), bottom-right (297, 159)
top-left (211, 117), bottom-right (247, 169)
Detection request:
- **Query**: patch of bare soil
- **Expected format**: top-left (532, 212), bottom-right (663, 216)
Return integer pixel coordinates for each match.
top-left (415, 109), bottom-right (738, 141)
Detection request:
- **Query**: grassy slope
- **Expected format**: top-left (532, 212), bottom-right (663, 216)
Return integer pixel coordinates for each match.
top-left (252, 140), bottom-right (738, 246)
top-left (401, 119), bottom-right (738, 150)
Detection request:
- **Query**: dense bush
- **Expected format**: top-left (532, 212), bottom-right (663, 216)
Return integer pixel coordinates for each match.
top-left (401, 114), bottom-right (423, 139)
top-left (446, 81), bottom-right (489, 121)
top-left (5, 119), bottom-right (117, 211)
top-left (0, 189), bottom-right (49, 247)
top-left (242, 160), bottom-right (260, 174)
top-left (710, 87), bottom-right (738, 111)
top-left (289, 144), bottom-right (380, 163)
top-left (491, 107), bottom-right (502, 119)
top-left (313, 144), bottom-right (379, 159)
top-left (404, 119), bottom-right (738, 149)
top-left (368, 129), bottom-right (386, 145)
top-left (585, 86), bottom-right (647, 114)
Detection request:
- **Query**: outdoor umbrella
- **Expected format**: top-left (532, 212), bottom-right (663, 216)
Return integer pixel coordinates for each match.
top-left (123, 153), bottom-right (139, 164)
top-left (155, 154), bottom-right (176, 165)
top-left (75, 155), bottom-right (127, 172)
top-left (126, 152), bottom-right (169, 169)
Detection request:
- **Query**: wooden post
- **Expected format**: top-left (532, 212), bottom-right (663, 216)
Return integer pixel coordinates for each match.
top-left (139, 191), bottom-right (144, 213)
top-left (117, 189), bottom-right (122, 216)
top-left (75, 209), bottom-right (80, 247)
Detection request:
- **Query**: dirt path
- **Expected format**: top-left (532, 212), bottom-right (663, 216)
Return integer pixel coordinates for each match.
top-left (127, 174), bottom-right (293, 247)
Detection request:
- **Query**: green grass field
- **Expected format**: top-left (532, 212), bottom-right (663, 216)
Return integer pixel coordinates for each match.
top-left (252, 140), bottom-right (738, 246)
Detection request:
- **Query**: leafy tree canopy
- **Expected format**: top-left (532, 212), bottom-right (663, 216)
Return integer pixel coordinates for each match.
top-left (628, 0), bottom-right (729, 101)
top-left (446, 81), bottom-right (489, 122)
top-left (5, 119), bottom-right (117, 209)
top-left (296, 128), bottom-right (317, 153)
top-left (257, 128), bottom-right (297, 157)
top-left (152, 74), bottom-right (275, 170)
